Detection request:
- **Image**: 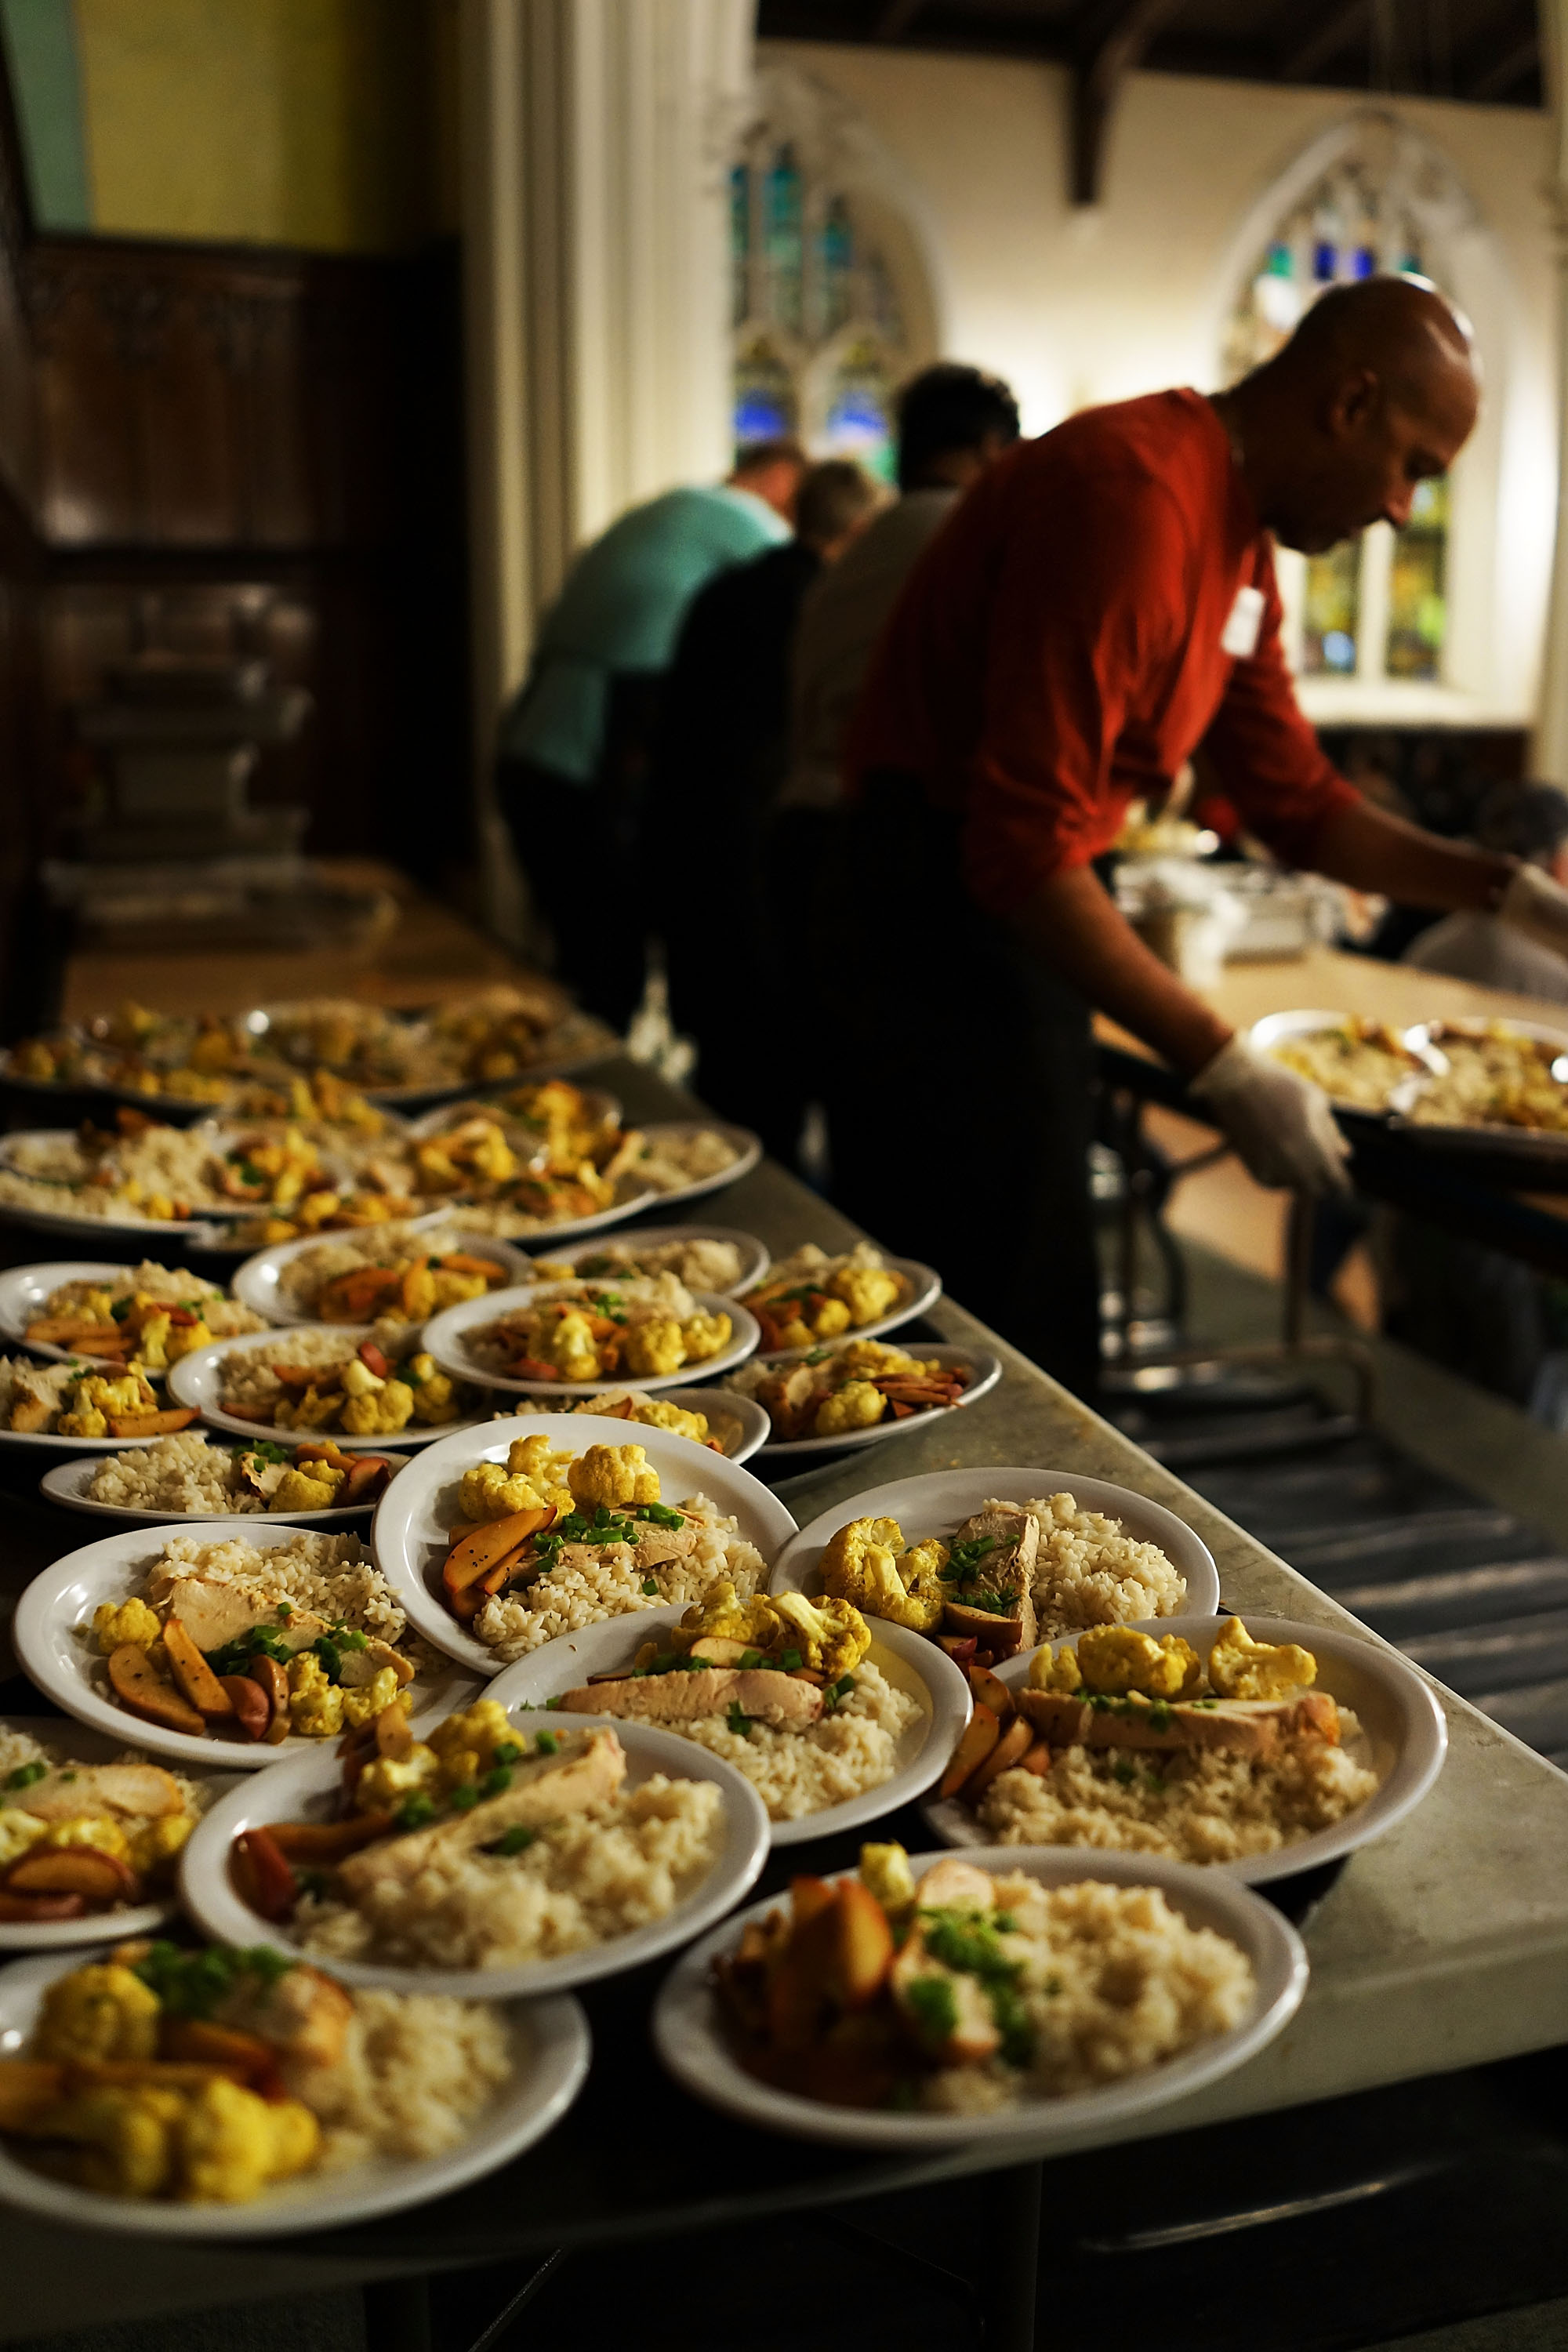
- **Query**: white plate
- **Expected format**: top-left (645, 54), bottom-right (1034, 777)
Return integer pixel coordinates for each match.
top-left (1248, 1010), bottom-right (1444, 1114)
top-left (771, 1467), bottom-right (1221, 1618)
top-left (742, 1258), bottom-right (942, 1356)
top-left (488, 1606), bottom-right (972, 1849)
top-left (180, 1710), bottom-right (771, 1996)
top-left (1392, 1018), bottom-right (1568, 1156)
top-left (420, 1283), bottom-right (761, 1399)
top-left (0, 1261), bottom-right (242, 1366)
top-left (11, 1521), bottom-right (481, 1770)
top-left (38, 1449), bottom-right (412, 1528)
top-left (370, 1412), bottom-right (800, 1680)
top-left (403, 1086), bottom-right (622, 1144)
top-left (0, 1719), bottom-right (241, 1951)
top-left (0, 1135), bottom-right (222, 1244)
top-left (523, 1224), bottom-right (770, 1298)
top-left (731, 1345), bottom-right (1004, 1462)
top-left (166, 1324), bottom-right (492, 1451)
top-left (653, 1844), bottom-right (1307, 2151)
top-left (0, 1943), bottom-right (590, 2238)
top-left (920, 1613), bottom-right (1447, 1878)
top-left (495, 1387), bottom-right (770, 1466)
top-left (627, 1121), bottom-right (762, 1209)
top-left (230, 1221), bottom-right (531, 1328)
top-left (0, 1416), bottom-right (199, 1458)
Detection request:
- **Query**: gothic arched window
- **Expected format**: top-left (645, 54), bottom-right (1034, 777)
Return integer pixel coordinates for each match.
top-left (729, 70), bottom-right (937, 480)
top-left (1222, 124), bottom-right (1474, 691)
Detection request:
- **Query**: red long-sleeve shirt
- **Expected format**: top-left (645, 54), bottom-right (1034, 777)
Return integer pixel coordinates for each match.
top-left (847, 388), bottom-right (1359, 915)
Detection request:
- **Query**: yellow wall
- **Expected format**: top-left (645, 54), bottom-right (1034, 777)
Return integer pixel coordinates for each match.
top-left (74, 0), bottom-right (457, 251)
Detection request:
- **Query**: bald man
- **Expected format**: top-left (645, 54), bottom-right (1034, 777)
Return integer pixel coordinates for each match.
top-left (833, 278), bottom-right (1568, 1396)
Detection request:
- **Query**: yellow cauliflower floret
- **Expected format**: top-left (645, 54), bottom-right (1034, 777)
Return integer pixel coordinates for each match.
top-left (38, 1814), bottom-right (129, 1861)
top-left (340, 1666), bottom-right (401, 1728)
top-left (1030, 1641), bottom-right (1083, 1694)
top-left (769, 1590), bottom-right (873, 1678)
top-left (621, 1318), bottom-right (684, 1377)
top-left (428, 1700), bottom-right (514, 1789)
top-left (1207, 1617), bottom-right (1318, 1701)
top-left (460, 1461), bottom-right (547, 1522)
top-left (408, 1359), bottom-right (459, 1423)
top-left (672, 1581), bottom-right (782, 1654)
top-left (132, 1309), bottom-right (172, 1370)
top-left (814, 1380), bottom-right (887, 1436)
top-left (43, 2085), bottom-right (184, 2197)
top-left (178, 2076), bottom-right (319, 2204)
top-left (287, 1652), bottom-right (344, 1737)
top-left (35, 1964), bottom-right (161, 2063)
top-left (831, 1266), bottom-right (902, 1325)
top-left (837, 1341), bottom-right (926, 1381)
top-left (342, 1378), bottom-right (414, 1436)
top-left (1073, 1625), bottom-right (1193, 1698)
top-left (93, 1596), bottom-right (162, 1656)
top-left (539, 1310), bottom-right (601, 1381)
top-left (280, 1384), bottom-right (343, 1431)
top-left (567, 1443), bottom-right (661, 1509)
top-left (340, 1358), bottom-right (384, 1399)
top-left (431, 1269), bottom-right (489, 1310)
top-left (295, 1191), bottom-right (341, 1229)
top-left (680, 1311), bottom-right (732, 1364)
top-left (125, 1813), bottom-right (194, 1878)
top-left (271, 1468), bottom-right (341, 1512)
top-left (810, 1297), bottom-right (853, 1338)
top-left (506, 1433), bottom-right (573, 1483)
top-left (820, 1517), bottom-right (946, 1635)
top-left (628, 1398), bottom-right (707, 1441)
top-left (354, 1744), bottom-right (441, 1813)
top-left (57, 1403), bottom-right (108, 1439)
top-left (859, 1840), bottom-right (918, 1921)
top-left (163, 1317), bottom-right (212, 1362)
top-left (0, 1809), bottom-right (48, 1868)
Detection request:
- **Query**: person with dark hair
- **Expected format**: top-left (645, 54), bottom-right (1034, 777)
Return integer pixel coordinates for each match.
top-left (495, 438), bottom-right (808, 1029)
top-left (832, 276), bottom-right (1568, 1399)
top-left (651, 459), bottom-right (886, 1152)
top-left (1402, 781), bottom-right (1568, 1003)
top-left (782, 365), bottom-right (1020, 823)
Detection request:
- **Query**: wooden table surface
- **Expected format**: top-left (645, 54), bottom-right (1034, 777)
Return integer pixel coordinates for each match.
top-left (59, 859), bottom-right (546, 1023)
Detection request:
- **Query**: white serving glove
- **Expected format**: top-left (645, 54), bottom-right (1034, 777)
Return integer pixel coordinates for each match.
top-left (1188, 1036), bottom-right (1352, 1198)
top-left (1499, 863), bottom-right (1568, 958)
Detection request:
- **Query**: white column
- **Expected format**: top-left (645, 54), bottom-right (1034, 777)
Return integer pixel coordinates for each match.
top-left (1535, 0), bottom-right (1568, 782)
top-left (460, 0), bottom-right (753, 938)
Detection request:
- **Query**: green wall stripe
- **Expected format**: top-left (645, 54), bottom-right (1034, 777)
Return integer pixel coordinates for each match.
top-left (0, 0), bottom-right (90, 230)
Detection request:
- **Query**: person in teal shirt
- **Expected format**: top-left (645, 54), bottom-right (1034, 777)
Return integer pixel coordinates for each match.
top-left (496, 439), bottom-right (806, 1027)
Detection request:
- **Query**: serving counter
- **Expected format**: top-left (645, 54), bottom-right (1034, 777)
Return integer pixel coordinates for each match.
top-left (1, 1054), bottom-right (1566, 2348)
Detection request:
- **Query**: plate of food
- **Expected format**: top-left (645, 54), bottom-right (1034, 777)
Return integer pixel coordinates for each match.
top-left (0, 1719), bottom-right (234, 1949)
top-left (370, 1414), bottom-right (798, 1679)
top-left (422, 1277), bottom-right (760, 1399)
top-left (653, 1838), bottom-right (1306, 2151)
top-left (1250, 1011), bottom-right (1444, 1115)
top-left (490, 1594), bottom-right (971, 1849)
top-left (771, 1471), bottom-right (1220, 1650)
top-left (0, 1129), bottom-right (226, 1243)
top-left (251, 987), bottom-right (615, 1105)
top-left (167, 1324), bottom-right (489, 1451)
top-left (736, 1243), bottom-right (940, 1356)
top-left (0, 1936), bottom-right (589, 2236)
top-left (724, 1340), bottom-right (1001, 1458)
top-left (1394, 1018), bottom-right (1568, 1155)
top-left (0, 1260), bottom-right (268, 1367)
top-left (180, 1697), bottom-right (770, 1998)
top-left (920, 1613), bottom-right (1445, 1882)
top-left (230, 1220), bottom-right (529, 1330)
top-left (12, 1521), bottom-right (479, 1769)
top-left (499, 1385), bottom-right (769, 1464)
top-left (40, 1433), bottom-right (408, 1526)
top-left (0, 1357), bottom-right (204, 1452)
top-left (525, 1225), bottom-right (769, 1298)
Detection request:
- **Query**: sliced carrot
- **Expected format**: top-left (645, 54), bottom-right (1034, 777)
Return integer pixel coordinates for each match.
top-left (443, 1505), bottom-right (556, 1592)
top-left (106, 1406), bottom-right (201, 1439)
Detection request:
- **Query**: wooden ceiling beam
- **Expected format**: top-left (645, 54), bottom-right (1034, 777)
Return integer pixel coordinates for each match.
top-left (1069, 0), bottom-right (1185, 205)
top-left (1279, 0), bottom-right (1370, 82)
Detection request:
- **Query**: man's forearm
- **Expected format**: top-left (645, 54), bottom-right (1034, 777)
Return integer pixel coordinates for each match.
top-left (1308, 797), bottom-right (1515, 908)
top-left (1010, 866), bottom-right (1232, 1076)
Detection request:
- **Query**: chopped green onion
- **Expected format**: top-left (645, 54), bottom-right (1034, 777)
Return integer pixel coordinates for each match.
top-left (492, 1824), bottom-right (535, 1856)
top-left (641, 1578), bottom-right (659, 1596)
top-left (447, 1782), bottom-right (480, 1811)
top-left (480, 1765), bottom-right (514, 1798)
top-left (535, 1730), bottom-right (559, 1755)
top-left (5, 1761), bottom-right (46, 1790)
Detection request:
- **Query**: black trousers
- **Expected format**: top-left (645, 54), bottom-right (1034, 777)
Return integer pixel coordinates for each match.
top-left (820, 775), bottom-right (1102, 1401)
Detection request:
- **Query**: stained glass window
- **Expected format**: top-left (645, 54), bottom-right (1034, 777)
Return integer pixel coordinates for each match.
top-left (1386, 474), bottom-right (1448, 681)
top-left (728, 103), bottom-right (917, 474)
top-left (1222, 139), bottom-right (1457, 688)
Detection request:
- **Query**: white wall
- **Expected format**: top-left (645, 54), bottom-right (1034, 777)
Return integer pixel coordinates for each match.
top-left (762, 38), bottom-right (1559, 728)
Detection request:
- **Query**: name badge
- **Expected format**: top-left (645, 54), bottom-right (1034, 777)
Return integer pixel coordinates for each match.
top-left (1221, 583), bottom-right (1265, 659)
